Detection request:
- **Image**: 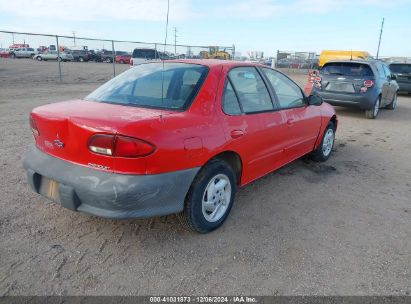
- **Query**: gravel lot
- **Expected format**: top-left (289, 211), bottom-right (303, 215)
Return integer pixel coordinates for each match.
top-left (0, 59), bottom-right (410, 296)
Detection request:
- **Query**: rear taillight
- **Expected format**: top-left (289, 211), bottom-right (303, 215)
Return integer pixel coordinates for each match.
top-left (29, 116), bottom-right (39, 136)
top-left (360, 80), bottom-right (374, 93)
top-left (313, 76), bottom-right (322, 89)
top-left (363, 80), bottom-right (374, 88)
top-left (88, 134), bottom-right (155, 158)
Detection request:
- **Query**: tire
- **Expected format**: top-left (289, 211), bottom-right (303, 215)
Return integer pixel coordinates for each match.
top-left (79, 57), bottom-right (84, 62)
top-left (10, 53), bottom-right (16, 59)
top-left (178, 159), bottom-right (237, 233)
top-left (365, 96), bottom-right (381, 119)
top-left (309, 121), bottom-right (335, 162)
top-left (386, 92), bottom-right (398, 110)
top-left (57, 57), bottom-right (62, 62)
top-left (36, 56), bottom-right (42, 61)
top-left (106, 58), bottom-right (111, 63)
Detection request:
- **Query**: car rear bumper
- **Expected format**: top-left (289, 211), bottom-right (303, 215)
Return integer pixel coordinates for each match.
top-left (315, 91), bottom-right (377, 110)
top-left (22, 147), bottom-right (200, 219)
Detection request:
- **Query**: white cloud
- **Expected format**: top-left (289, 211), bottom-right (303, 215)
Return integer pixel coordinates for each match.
top-left (0, 0), bottom-right (193, 22)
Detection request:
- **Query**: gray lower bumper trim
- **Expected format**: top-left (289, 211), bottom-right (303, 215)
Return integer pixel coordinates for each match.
top-left (22, 147), bottom-right (200, 219)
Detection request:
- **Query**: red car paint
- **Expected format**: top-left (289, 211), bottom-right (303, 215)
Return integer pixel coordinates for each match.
top-left (115, 54), bottom-right (131, 64)
top-left (30, 60), bottom-right (337, 187)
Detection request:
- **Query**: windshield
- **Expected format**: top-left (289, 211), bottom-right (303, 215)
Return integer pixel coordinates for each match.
top-left (85, 62), bottom-right (208, 110)
top-left (321, 63), bottom-right (374, 77)
top-left (389, 64), bottom-right (411, 74)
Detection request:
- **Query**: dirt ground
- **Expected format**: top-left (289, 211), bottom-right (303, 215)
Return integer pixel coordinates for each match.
top-left (0, 59), bottom-right (410, 296)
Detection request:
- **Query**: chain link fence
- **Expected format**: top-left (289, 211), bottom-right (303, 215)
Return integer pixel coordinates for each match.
top-left (275, 50), bottom-right (319, 71)
top-left (0, 30), bottom-right (235, 84)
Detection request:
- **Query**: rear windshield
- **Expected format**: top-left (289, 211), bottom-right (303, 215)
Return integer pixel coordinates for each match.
top-left (85, 63), bottom-right (208, 110)
top-left (321, 63), bottom-right (374, 77)
top-left (389, 64), bottom-right (411, 74)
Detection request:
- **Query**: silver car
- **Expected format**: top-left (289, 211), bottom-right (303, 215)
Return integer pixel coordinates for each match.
top-left (34, 51), bottom-right (74, 62)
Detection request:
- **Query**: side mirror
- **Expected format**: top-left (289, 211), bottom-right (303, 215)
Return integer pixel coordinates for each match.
top-left (391, 74), bottom-right (397, 80)
top-left (307, 94), bottom-right (323, 106)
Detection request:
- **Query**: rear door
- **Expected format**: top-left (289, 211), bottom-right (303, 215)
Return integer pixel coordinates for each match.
top-left (261, 68), bottom-right (322, 162)
top-left (382, 64), bottom-right (397, 104)
top-left (220, 66), bottom-right (287, 184)
top-left (375, 62), bottom-right (393, 105)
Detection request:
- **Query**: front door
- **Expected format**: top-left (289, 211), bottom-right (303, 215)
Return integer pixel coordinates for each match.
top-left (260, 68), bottom-right (322, 162)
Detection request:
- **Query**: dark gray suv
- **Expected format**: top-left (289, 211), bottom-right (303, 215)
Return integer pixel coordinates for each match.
top-left (312, 60), bottom-right (399, 119)
top-left (389, 63), bottom-right (411, 94)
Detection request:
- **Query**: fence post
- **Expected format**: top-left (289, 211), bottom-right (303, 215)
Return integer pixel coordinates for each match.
top-left (56, 35), bottom-right (62, 83)
top-left (111, 40), bottom-right (116, 77)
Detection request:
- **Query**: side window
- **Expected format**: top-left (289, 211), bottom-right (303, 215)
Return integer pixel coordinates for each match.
top-left (262, 68), bottom-right (305, 109)
top-left (228, 67), bottom-right (273, 113)
top-left (383, 65), bottom-right (391, 79)
top-left (377, 63), bottom-right (386, 78)
top-left (222, 81), bottom-right (241, 115)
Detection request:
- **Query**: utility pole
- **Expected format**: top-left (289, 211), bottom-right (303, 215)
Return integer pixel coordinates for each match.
top-left (173, 27), bottom-right (177, 55)
top-left (72, 31), bottom-right (76, 46)
top-left (376, 17), bottom-right (384, 59)
top-left (12, 33), bottom-right (15, 44)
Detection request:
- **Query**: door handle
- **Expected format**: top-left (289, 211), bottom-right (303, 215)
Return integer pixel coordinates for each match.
top-left (230, 130), bottom-right (244, 139)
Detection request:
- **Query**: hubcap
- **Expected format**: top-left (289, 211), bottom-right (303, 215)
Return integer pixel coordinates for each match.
top-left (202, 174), bottom-right (232, 223)
top-left (374, 98), bottom-right (380, 116)
top-left (322, 129), bottom-right (334, 157)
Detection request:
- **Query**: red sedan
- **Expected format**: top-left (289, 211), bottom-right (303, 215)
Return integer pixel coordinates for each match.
top-left (115, 54), bottom-right (131, 64)
top-left (23, 60), bottom-right (337, 233)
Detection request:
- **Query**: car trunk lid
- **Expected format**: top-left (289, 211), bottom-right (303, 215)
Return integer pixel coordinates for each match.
top-left (31, 99), bottom-right (169, 172)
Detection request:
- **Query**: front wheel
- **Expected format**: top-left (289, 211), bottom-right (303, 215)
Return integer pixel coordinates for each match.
top-left (36, 56), bottom-right (42, 61)
top-left (365, 96), bottom-right (380, 119)
top-left (309, 121), bottom-right (335, 162)
top-left (386, 92), bottom-right (398, 110)
top-left (178, 159), bottom-right (237, 233)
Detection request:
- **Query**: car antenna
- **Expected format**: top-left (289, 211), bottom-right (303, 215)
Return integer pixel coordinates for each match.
top-left (161, 0), bottom-right (170, 118)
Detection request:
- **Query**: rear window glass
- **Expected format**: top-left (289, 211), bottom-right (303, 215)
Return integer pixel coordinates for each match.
top-left (85, 63), bottom-right (208, 110)
top-left (389, 64), bottom-right (411, 74)
top-left (321, 63), bottom-right (374, 77)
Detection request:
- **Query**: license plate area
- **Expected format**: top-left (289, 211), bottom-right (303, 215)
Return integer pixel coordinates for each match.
top-left (326, 82), bottom-right (355, 93)
top-left (39, 176), bottom-right (61, 203)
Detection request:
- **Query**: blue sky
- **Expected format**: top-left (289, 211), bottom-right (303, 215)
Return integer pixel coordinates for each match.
top-left (0, 0), bottom-right (410, 57)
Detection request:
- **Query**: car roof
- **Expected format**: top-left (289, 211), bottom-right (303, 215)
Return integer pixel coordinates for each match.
top-left (164, 59), bottom-right (264, 68)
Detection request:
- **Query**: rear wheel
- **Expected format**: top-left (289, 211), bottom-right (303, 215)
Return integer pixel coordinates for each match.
top-left (36, 56), bottom-right (42, 61)
top-left (386, 92), bottom-right (398, 110)
top-left (178, 159), bottom-right (236, 233)
top-left (365, 96), bottom-right (380, 119)
top-left (309, 122), bottom-right (335, 162)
